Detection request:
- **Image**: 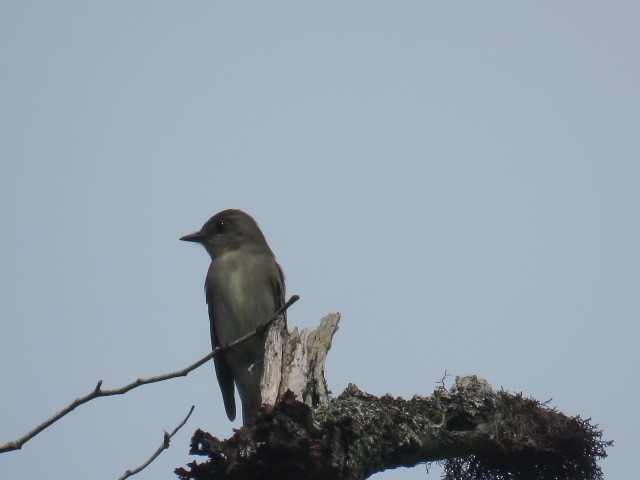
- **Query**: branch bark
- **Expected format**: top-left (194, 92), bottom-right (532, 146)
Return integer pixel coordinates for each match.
top-left (176, 378), bottom-right (610, 480)
top-left (175, 315), bottom-right (611, 480)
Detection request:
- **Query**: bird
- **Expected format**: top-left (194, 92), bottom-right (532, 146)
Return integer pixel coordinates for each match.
top-left (180, 209), bottom-right (285, 424)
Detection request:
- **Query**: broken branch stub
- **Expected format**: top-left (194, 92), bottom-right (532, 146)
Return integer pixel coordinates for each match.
top-left (261, 312), bottom-right (340, 409)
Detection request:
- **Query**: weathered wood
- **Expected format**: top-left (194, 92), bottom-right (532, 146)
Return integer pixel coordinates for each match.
top-left (261, 312), bottom-right (340, 409)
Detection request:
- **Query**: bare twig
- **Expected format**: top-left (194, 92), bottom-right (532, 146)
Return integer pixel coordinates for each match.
top-left (0, 295), bottom-right (299, 454)
top-left (436, 369), bottom-right (452, 392)
top-left (117, 405), bottom-right (195, 480)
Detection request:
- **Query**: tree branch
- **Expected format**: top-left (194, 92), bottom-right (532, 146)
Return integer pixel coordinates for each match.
top-left (118, 405), bottom-right (195, 480)
top-left (175, 376), bottom-right (611, 480)
top-left (0, 295), bottom-right (299, 454)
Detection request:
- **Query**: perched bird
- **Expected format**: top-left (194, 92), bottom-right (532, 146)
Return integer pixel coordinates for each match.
top-left (180, 209), bottom-right (285, 424)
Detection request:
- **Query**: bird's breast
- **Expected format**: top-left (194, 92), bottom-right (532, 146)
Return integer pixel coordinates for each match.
top-left (208, 250), bottom-right (278, 345)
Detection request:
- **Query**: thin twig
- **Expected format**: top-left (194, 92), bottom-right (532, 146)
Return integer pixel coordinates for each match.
top-left (436, 369), bottom-right (452, 392)
top-left (117, 405), bottom-right (195, 480)
top-left (0, 295), bottom-right (299, 454)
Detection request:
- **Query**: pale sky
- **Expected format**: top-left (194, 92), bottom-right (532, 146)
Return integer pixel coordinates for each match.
top-left (1, 3), bottom-right (638, 479)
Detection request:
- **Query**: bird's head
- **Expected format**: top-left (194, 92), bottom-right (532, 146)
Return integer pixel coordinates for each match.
top-left (180, 209), bottom-right (271, 259)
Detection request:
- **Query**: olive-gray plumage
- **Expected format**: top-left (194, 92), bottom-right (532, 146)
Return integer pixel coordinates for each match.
top-left (180, 209), bottom-right (285, 424)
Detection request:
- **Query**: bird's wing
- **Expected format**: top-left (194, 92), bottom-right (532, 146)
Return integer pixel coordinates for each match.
top-left (273, 262), bottom-right (286, 322)
top-left (205, 279), bottom-right (237, 421)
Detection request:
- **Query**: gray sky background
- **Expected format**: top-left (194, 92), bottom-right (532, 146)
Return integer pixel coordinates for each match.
top-left (1, 3), bottom-right (638, 479)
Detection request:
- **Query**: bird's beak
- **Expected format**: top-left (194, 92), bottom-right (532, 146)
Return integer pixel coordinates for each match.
top-left (180, 232), bottom-right (206, 243)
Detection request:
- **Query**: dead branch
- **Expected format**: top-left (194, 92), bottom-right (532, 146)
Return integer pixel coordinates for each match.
top-left (175, 376), bottom-right (611, 480)
top-left (118, 405), bottom-right (195, 480)
top-left (0, 295), bottom-right (299, 454)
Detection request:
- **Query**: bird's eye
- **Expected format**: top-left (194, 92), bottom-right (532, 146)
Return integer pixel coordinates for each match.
top-left (214, 220), bottom-right (227, 233)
